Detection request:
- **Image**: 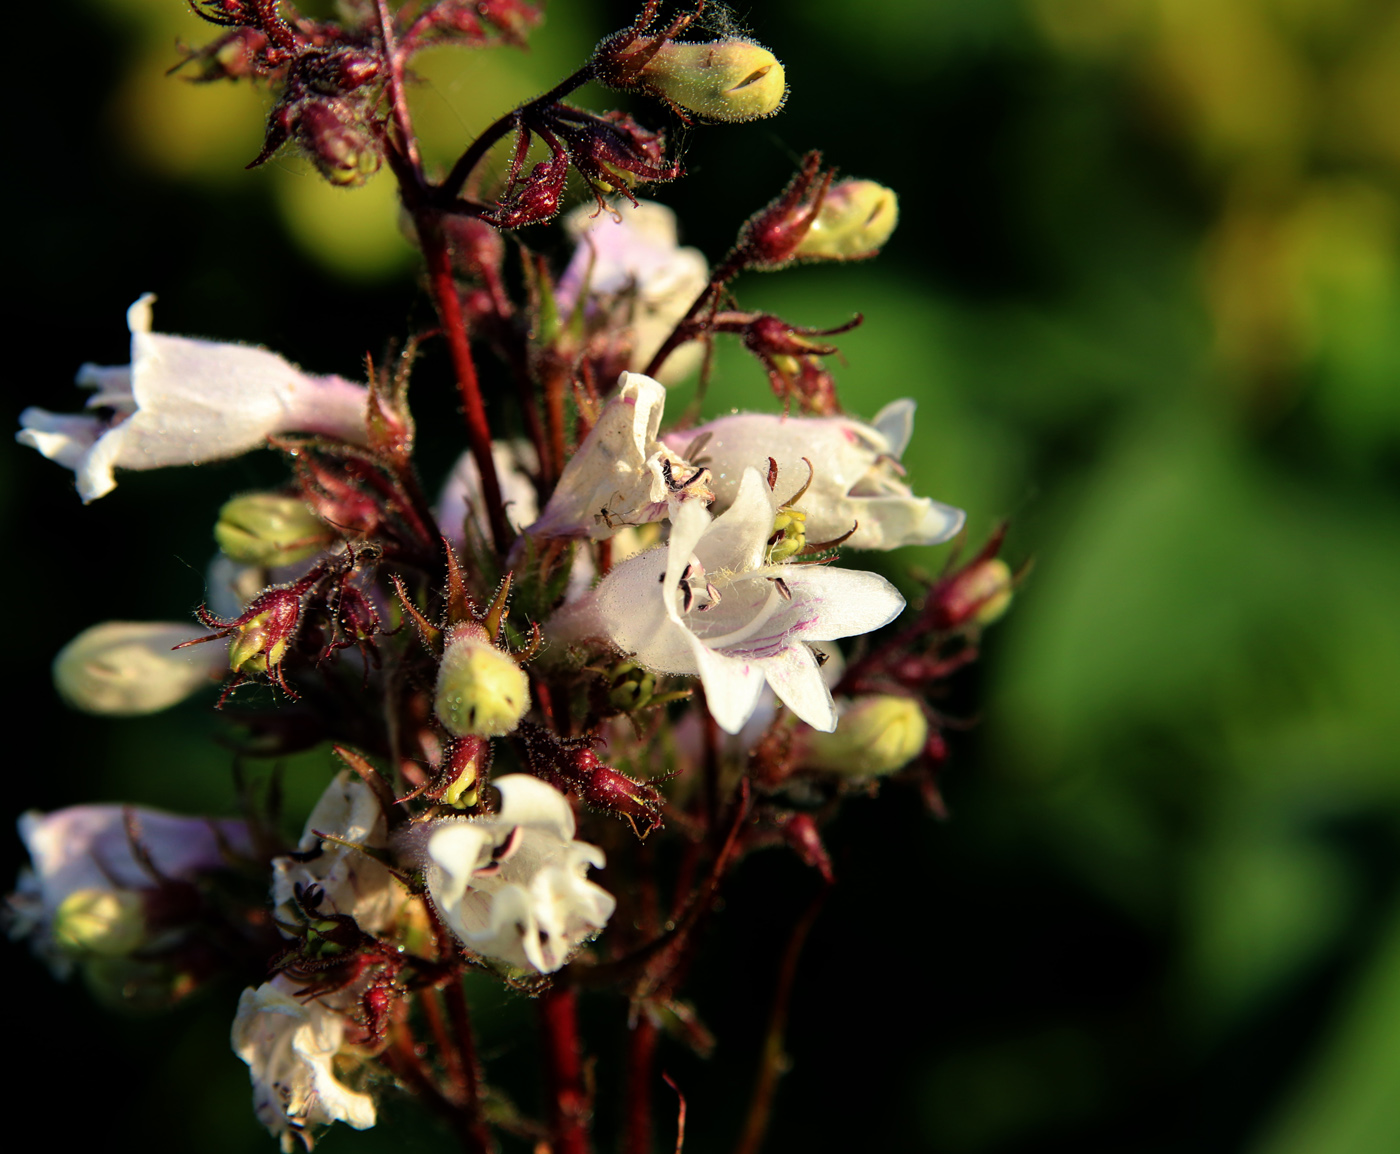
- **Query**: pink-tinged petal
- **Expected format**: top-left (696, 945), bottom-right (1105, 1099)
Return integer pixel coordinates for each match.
top-left (761, 643), bottom-right (837, 732)
top-left (689, 635), bottom-right (767, 734)
top-left (773, 565), bottom-right (906, 640)
top-left (871, 398), bottom-right (916, 459)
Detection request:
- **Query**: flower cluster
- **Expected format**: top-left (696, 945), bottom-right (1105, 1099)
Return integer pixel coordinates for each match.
top-left (8, 4), bottom-right (1016, 1152)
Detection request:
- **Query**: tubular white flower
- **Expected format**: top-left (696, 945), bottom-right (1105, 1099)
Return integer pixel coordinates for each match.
top-left (272, 772), bottom-right (402, 937)
top-left (556, 200), bottom-right (708, 382)
top-left (436, 440), bottom-right (541, 548)
top-left (9, 804), bottom-right (250, 970)
top-left (17, 295), bottom-right (370, 502)
top-left (556, 467), bottom-right (906, 734)
top-left (406, 775), bottom-right (615, 974)
top-left (232, 975), bottom-right (377, 1153)
top-left (52, 620), bottom-right (227, 716)
top-left (525, 372), bottom-right (711, 541)
top-left (662, 400), bottom-right (965, 551)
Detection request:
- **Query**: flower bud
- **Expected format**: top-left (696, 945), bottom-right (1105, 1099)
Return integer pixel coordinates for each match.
top-left (51, 888), bottom-right (146, 956)
top-left (434, 625), bottom-right (530, 738)
top-left (227, 589), bottom-right (303, 676)
top-left (932, 559), bottom-right (1014, 630)
top-left (793, 180), bottom-right (899, 261)
top-left (53, 621), bottom-right (223, 715)
top-left (215, 493), bottom-right (331, 567)
top-left (798, 695), bottom-right (928, 776)
top-left (642, 40), bottom-right (787, 122)
top-left (296, 100), bottom-right (382, 188)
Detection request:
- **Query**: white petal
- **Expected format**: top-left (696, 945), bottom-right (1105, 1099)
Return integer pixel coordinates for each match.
top-left (772, 565), bottom-right (906, 640)
top-left (16, 408), bottom-right (107, 471)
top-left (52, 620), bottom-right (224, 715)
top-left (427, 823), bottom-right (493, 919)
top-left (692, 467), bottom-right (773, 574)
top-left (494, 774), bottom-right (577, 841)
top-left (689, 635), bottom-right (767, 734)
top-left (871, 398), bottom-right (916, 459)
top-left (760, 644), bottom-right (838, 732)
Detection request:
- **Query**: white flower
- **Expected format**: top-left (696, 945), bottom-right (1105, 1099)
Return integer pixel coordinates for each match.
top-left (662, 399), bottom-right (964, 551)
top-left (436, 440), bottom-right (541, 548)
top-left (556, 200), bottom-right (708, 382)
top-left (8, 804), bottom-right (250, 970)
top-left (232, 975), bottom-right (377, 1152)
top-left (17, 295), bottom-right (369, 502)
top-left (525, 372), bottom-right (711, 541)
top-left (52, 620), bottom-right (227, 716)
top-left (556, 467), bottom-right (906, 734)
top-left (272, 772), bottom-right (402, 938)
top-left (406, 775), bottom-right (615, 974)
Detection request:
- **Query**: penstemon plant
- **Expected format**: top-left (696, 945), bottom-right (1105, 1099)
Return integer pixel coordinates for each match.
top-left (8, 2), bottom-right (1015, 1151)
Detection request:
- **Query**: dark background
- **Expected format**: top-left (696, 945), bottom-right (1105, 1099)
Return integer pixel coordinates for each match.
top-left (7, 1), bottom-right (1400, 1151)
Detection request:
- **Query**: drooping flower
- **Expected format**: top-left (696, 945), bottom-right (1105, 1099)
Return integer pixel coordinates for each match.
top-left (52, 620), bottom-right (228, 716)
top-left (231, 975), bottom-right (378, 1152)
top-left (401, 774), bottom-right (615, 974)
top-left (17, 295), bottom-right (370, 502)
top-left (7, 803), bottom-right (251, 971)
top-left (552, 467), bottom-right (906, 734)
top-left (525, 372), bottom-right (711, 541)
top-left (272, 772), bottom-right (402, 939)
top-left (555, 201), bottom-right (708, 382)
top-left (662, 399), bottom-right (964, 551)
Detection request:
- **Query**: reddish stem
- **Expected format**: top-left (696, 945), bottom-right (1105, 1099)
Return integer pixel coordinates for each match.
top-left (540, 984), bottom-right (591, 1154)
top-left (732, 887), bottom-right (827, 1154)
top-left (420, 213), bottom-right (511, 552)
top-left (624, 1014), bottom-right (659, 1154)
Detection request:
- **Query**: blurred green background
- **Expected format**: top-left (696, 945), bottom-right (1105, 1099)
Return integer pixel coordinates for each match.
top-left (6, 1), bottom-right (1400, 1151)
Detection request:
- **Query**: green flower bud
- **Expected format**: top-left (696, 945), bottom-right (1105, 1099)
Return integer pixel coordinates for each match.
top-left (794, 180), bottom-right (899, 261)
top-left (52, 888), bottom-right (146, 957)
top-left (642, 40), bottom-right (787, 122)
top-left (434, 625), bottom-right (531, 738)
top-left (215, 493), bottom-right (330, 567)
top-left (799, 695), bottom-right (927, 777)
top-left (608, 660), bottom-right (657, 711)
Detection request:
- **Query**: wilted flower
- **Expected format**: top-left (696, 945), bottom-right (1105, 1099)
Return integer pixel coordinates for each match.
top-left (272, 772), bottom-right (402, 938)
top-left (8, 803), bottom-right (250, 971)
top-left (232, 975), bottom-right (378, 1152)
top-left (555, 200), bottom-right (708, 382)
top-left (17, 295), bottom-right (370, 501)
top-left (525, 372), bottom-right (711, 541)
top-left (52, 620), bottom-right (227, 716)
top-left (403, 775), bottom-right (615, 974)
top-left (665, 399), bottom-right (964, 551)
top-left (554, 467), bottom-right (906, 734)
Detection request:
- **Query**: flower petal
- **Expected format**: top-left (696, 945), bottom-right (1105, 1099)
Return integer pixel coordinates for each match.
top-left (772, 565), bottom-right (906, 640)
top-left (689, 635), bottom-right (767, 734)
top-left (761, 643), bottom-right (837, 732)
top-left (494, 774), bottom-right (578, 842)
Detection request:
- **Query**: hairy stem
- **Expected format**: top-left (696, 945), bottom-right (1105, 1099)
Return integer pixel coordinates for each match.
top-left (623, 1013), bottom-right (659, 1154)
top-left (540, 984), bottom-right (591, 1154)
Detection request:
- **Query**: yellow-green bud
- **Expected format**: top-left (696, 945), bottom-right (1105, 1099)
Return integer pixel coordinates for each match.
top-left (53, 621), bottom-right (221, 715)
top-left (215, 493), bottom-right (330, 567)
top-left (800, 695), bottom-right (928, 777)
top-left (52, 888), bottom-right (146, 956)
top-left (434, 625), bottom-right (531, 738)
top-left (642, 40), bottom-right (787, 122)
top-left (969, 559), bottom-right (1014, 626)
top-left (794, 180), bottom-right (899, 261)
top-left (609, 661), bottom-right (657, 711)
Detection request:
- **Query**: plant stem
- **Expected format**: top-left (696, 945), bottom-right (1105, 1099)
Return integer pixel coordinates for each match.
top-left (732, 887), bottom-right (827, 1154)
top-left (540, 984), bottom-right (591, 1154)
top-left (440, 65), bottom-right (596, 201)
top-left (623, 1013), bottom-right (659, 1154)
top-left (419, 212), bottom-right (512, 552)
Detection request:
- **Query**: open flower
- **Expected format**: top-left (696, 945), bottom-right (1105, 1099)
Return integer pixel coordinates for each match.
top-left (525, 372), bottom-right (711, 541)
top-left (555, 467), bottom-right (906, 734)
top-left (17, 295), bottom-right (369, 501)
top-left (404, 775), bottom-right (615, 974)
top-left (663, 399), bottom-right (964, 550)
top-left (8, 803), bottom-right (251, 971)
top-left (555, 200), bottom-right (708, 382)
top-left (272, 772), bottom-right (402, 938)
top-left (232, 975), bottom-right (377, 1152)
